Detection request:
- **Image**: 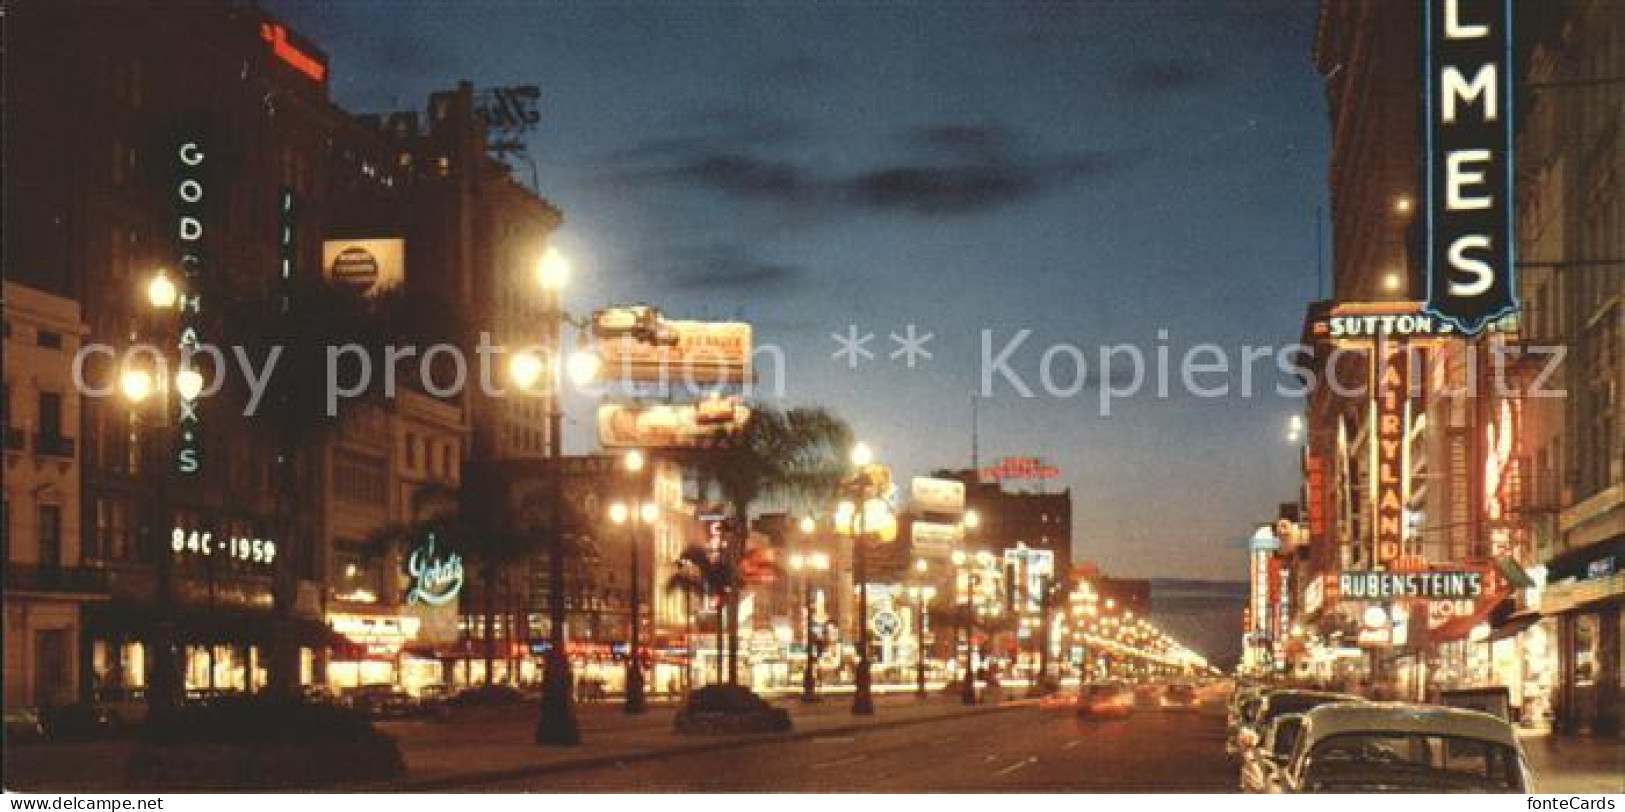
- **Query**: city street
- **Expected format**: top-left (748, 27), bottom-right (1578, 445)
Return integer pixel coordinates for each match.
top-left (466, 701), bottom-right (1234, 792)
top-left (5, 0), bottom-right (1622, 798)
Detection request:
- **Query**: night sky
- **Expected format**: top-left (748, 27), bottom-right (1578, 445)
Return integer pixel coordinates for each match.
top-left (269, 0), bottom-right (1326, 586)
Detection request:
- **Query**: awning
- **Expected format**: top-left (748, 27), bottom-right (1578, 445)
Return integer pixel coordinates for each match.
top-left (1430, 595), bottom-right (1512, 643)
top-left (83, 602), bottom-right (343, 648)
top-left (1490, 610), bottom-right (1542, 641)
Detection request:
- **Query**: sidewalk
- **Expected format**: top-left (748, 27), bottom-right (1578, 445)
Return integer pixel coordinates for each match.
top-left (368, 691), bottom-right (1031, 790)
top-left (1520, 732), bottom-right (1624, 794)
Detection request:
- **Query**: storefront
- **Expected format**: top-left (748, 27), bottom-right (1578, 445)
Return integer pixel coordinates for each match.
top-left (1542, 537), bottom-right (1624, 737)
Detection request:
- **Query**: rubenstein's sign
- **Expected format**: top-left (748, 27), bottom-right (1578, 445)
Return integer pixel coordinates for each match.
top-left (1339, 570), bottom-right (1486, 601)
top-left (1423, 0), bottom-right (1517, 335)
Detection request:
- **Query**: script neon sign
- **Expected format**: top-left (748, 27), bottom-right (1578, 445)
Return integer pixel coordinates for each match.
top-left (406, 533), bottom-right (463, 606)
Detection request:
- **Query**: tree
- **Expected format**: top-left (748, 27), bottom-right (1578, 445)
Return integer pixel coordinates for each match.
top-left (696, 406), bottom-right (851, 686)
top-left (665, 544), bottom-right (740, 688)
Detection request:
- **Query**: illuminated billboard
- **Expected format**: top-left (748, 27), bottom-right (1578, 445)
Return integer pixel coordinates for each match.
top-left (322, 238), bottom-right (405, 295)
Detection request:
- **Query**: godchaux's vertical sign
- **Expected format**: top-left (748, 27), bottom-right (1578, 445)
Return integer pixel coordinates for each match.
top-left (1423, 0), bottom-right (1517, 335)
top-left (174, 138), bottom-right (207, 475)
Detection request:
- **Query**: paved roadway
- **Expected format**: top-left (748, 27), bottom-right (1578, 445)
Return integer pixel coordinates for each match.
top-left (468, 698), bottom-right (1236, 792)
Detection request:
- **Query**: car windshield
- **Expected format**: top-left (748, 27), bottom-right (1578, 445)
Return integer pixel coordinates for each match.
top-left (1304, 732), bottom-right (1524, 792)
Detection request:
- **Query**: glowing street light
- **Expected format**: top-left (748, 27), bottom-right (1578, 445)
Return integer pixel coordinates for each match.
top-left (509, 351), bottom-right (545, 390)
top-left (566, 347), bottom-right (601, 386)
top-left (851, 441), bottom-right (873, 468)
top-left (146, 270), bottom-right (178, 310)
top-left (120, 368), bottom-right (155, 404)
top-left (537, 246), bottom-right (571, 291)
top-left (623, 449), bottom-right (646, 473)
top-left (175, 367), bottom-right (204, 402)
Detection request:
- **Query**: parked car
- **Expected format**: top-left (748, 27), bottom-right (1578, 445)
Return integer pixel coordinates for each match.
top-left (1227, 685), bottom-right (1269, 755)
top-left (300, 684), bottom-right (341, 705)
top-left (1275, 702), bottom-right (1532, 793)
top-left (36, 703), bottom-right (119, 742)
top-left (1076, 682), bottom-right (1133, 718)
top-left (4, 708), bottom-right (46, 744)
top-left (1164, 682), bottom-right (1198, 709)
top-left (1234, 689), bottom-right (1361, 761)
top-left (1241, 712), bottom-right (1305, 792)
top-left (92, 686), bottom-right (148, 728)
top-left (345, 684), bottom-right (416, 718)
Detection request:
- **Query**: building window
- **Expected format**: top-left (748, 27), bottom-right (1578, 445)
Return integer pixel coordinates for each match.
top-left (334, 450), bottom-right (387, 505)
top-left (38, 505), bottom-right (62, 569)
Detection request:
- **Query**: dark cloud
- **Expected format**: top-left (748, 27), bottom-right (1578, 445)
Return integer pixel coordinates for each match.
top-left (842, 164), bottom-right (1036, 215)
top-left (602, 103), bottom-right (810, 166)
top-left (659, 244), bottom-right (809, 292)
top-left (838, 148), bottom-right (1139, 216)
top-left (600, 106), bottom-right (1141, 218)
top-left (910, 124), bottom-right (1011, 162)
top-left (1117, 58), bottom-right (1214, 94)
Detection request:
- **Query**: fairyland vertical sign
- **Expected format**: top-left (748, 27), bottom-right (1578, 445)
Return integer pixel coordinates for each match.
top-left (1423, 0), bottom-right (1517, 335)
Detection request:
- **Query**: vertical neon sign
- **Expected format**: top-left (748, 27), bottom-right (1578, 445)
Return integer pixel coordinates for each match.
top-left (1423, 0), bottom-right (1517, 334)
top-left (175, 140), bottom-right (205, 475)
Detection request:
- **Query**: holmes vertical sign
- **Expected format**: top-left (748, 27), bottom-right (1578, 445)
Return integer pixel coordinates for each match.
top-left (1423, 0), bottom-right (1517, 335)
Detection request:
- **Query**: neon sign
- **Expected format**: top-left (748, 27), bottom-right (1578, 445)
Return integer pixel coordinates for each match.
top-left (1371, 339), bottom-right (1410, 564)
top-left (259, 22), bottom-right (327, 84)
top-left (171, 525), bottom-right (277, 565)
top-left (174, 139), bottom-right (205, 475)
top-left (981, 456), bottom-right (1060, 481)
top-left (406, 532), bottom-right (463, 606)
top-left (1423, 0), bottom-right (1517, 334)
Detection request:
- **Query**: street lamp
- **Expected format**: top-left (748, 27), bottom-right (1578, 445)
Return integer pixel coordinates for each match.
top-left (952, 549), bottom-right (976, 705)
top-left (537, 246), bottom-right (571, 290)
top-left (146, 269), bottom-right (178, 310)
top-left (533, 246), bottom-right (581, 746)
top-left (609, 448), bottom-right (653, 714)
top-left (789, 532), bottom-right (829, 704)
top-left (908, 563), bottom-right (934, 700)
top-left (847, 441), bottom-right (883, 716)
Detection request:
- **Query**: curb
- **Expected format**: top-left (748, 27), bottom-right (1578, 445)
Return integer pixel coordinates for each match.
top-left (368, 701), bottom-right (1037, 791)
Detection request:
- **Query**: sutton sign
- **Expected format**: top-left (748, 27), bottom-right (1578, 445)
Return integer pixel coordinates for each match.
top-left (1423, 0), bottom-right (1518, 335)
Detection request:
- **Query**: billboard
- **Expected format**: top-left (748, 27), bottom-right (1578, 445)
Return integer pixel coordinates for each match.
top-left (322, 238), bottom-right (404, 295)
top-left (596, 314), bottom-right (751, 385)
top-left (910, 476), bottom-right (965, 516)
top-left (596, 399), bottom-right (750, 449)
top-left (1422, 0), bottom-right (1517, 334)
top-left (910, 520), bottom-right (963, 555)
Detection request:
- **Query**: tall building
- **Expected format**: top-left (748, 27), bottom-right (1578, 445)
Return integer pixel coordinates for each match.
top-left (1505, 0), bottom-right (1623, 737)
top-left (3, 282), bottom-right (89, 708)
top-left (1300, 0), bottom-right (1621, 738)
top-left (5, 2), bottom-right (358, 701)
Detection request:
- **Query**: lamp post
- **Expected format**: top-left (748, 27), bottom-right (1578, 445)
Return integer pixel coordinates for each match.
top-left (608, 478), bottom-right (656, 715)
top-left (521, 245), bottom-right (601, 746)
top-left (908, 562), bottom-right (934, 700)
top-left (789, 536), bottom-right (828, 704)
top-left (129, 269), bottom-right (186, 725)
top-left (847, 441), bottom-right (879, 716)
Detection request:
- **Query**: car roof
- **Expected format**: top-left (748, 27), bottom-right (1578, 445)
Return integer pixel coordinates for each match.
top-left (1301, 702), bottom-right (1519, 746)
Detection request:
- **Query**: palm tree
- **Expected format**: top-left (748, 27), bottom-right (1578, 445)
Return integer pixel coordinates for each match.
top-left (666, 543), bottom-right (742, 687)
top-left (697, 406), bottom-right (852, 686)
top-left (365, 481), bottom-right (587, 687)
